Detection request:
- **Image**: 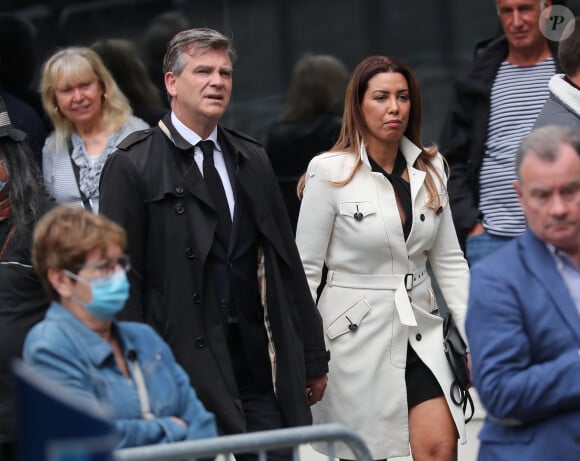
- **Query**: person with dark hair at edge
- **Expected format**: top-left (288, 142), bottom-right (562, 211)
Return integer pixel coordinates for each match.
top-left (0, 95), bottom-right (51, 461)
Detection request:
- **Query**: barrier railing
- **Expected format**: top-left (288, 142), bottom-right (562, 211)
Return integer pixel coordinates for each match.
top-left (113, 423), bottom-right (372, 461)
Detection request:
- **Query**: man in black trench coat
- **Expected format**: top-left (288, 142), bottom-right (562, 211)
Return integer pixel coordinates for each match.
top-left (99, 28), bottom-right (329, 456)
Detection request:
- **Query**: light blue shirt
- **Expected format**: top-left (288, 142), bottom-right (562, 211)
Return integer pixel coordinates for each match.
top-left (547, 244), bottom-right (580, 317)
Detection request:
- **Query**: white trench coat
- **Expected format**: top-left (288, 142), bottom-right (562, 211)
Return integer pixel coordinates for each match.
top-left (296, 137), bottom-right (470, 459)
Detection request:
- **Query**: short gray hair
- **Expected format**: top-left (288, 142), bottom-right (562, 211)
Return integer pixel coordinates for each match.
top-left (163, 28), bottom-right (237, 76)
top-left (516, 125), bottom-right (580, 179)
top-left (495, 0), bottom-right (546, 15)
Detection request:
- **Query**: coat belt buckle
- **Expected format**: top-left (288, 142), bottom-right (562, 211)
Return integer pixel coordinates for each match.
top-left (404, 273), bottom-right (414, 291)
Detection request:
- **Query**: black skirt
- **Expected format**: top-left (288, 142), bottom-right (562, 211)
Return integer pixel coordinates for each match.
top-left (405, 343), bottom-right (444, 408)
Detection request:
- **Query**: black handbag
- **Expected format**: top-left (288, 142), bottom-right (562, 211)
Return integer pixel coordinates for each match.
top-left (443, 313), bottom-right (474, 423)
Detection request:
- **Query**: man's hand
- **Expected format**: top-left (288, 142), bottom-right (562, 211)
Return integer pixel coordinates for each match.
top-left (306, 375), bottom-right (328, 405)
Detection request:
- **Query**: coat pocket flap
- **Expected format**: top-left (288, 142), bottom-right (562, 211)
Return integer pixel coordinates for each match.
top-left (339, 201), bottom-right (376, 218)
top-left (326, 298), bottom-right (371, 340)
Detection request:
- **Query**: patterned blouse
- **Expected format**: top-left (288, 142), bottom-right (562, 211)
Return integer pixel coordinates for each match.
top-left (42, 115), bottom-right (148, 213)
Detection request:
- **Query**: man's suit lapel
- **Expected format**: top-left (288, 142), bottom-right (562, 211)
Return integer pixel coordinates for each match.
top-left (520, 230), bottom-right (580, 343)
top-left (219, 128), bottom-right (291, 266)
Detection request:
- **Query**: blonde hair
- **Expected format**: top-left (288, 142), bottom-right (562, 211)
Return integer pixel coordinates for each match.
top-left (40, 47), bottom-right (132, 149)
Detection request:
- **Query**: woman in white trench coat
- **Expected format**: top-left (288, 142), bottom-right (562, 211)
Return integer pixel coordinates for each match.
top-left (296, 56), bottom-right (470, 461)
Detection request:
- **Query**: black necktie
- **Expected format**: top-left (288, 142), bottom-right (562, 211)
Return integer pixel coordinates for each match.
top-left (198, 140), bottom-right (232, 243)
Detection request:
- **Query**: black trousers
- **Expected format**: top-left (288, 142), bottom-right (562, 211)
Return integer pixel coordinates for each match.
top-left (235, 387), bottom-right (292, 461)
top-left (228, 325), bottom-right (292, 461)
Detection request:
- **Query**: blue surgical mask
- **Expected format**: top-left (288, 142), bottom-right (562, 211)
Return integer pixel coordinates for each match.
top-left (65, 269), bottom-right (130, 320)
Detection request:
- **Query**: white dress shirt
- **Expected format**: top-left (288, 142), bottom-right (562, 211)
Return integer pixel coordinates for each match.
top-left (171, 112), bottom-right (235, 218)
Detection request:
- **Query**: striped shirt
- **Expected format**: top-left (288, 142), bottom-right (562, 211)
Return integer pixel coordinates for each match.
top-left (479, 57), bottom-right (555, 237)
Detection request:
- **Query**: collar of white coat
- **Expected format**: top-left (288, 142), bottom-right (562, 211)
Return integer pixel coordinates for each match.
top-left (359, 136), bottom-right (423, 169)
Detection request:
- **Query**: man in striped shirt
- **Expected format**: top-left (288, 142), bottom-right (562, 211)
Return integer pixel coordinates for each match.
top-left (439, 0), bottom-right (561, 265)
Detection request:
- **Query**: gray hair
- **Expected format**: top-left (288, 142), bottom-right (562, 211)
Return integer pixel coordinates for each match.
top-left (495, 0), bottom-right (546, 15)
top-left (516, 125), bottom-right (580, 179)
top-left (163, 28), bottom-right (237, 76)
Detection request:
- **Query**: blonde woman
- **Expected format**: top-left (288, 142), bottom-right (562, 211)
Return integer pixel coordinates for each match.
top-left (40, 47), bottom-right (147, 213)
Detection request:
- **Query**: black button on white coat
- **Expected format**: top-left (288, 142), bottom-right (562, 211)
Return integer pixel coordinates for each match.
top-left (346, 315), bottom-right (358, 332)
top-left (353, 204), bottom-right (363, 221)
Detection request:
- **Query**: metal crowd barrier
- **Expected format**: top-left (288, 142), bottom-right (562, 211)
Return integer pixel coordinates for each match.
top-left (113, 423), bottom-right (373, 461)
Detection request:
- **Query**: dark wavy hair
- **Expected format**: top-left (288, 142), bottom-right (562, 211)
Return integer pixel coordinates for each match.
top-left (0, 138), bottom-right (46, 242)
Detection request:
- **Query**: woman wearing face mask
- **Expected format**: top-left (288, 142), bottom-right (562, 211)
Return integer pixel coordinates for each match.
top-left (23, 206), bottom-right (218, 448)
top-left (296, 56), bottom-right (470, 461)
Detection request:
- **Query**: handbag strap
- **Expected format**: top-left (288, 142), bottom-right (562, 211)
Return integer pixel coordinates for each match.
top-left (450, 381), bottom-right (475, 423)
top-left (67, 138), bottom-right (93, 212)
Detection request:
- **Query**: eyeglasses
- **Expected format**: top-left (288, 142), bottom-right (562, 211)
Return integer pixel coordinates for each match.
top-left (74, 254), bottom-right (131, 276)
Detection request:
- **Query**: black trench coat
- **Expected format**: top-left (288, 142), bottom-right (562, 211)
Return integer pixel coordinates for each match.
top-left (99, 115), bottom-right (329, 434)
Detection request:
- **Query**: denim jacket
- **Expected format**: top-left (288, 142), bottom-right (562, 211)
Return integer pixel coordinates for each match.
top-left (23, 302), bottom-right (217, 448)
